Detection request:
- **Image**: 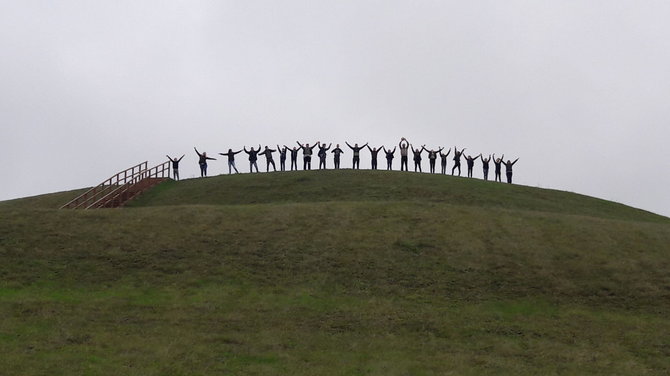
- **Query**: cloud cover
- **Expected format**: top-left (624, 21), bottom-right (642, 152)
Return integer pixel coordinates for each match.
top-left (1, 1), bottom-right (669, 216)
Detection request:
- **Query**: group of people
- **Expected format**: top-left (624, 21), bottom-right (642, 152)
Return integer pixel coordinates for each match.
top-left (167, 138), bottom-right (520, 184)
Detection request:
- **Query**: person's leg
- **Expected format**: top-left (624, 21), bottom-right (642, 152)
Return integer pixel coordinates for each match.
top-left (484, 169), bottom-right (488, 181)
top-left (507, 172), bottom-right (512, 184)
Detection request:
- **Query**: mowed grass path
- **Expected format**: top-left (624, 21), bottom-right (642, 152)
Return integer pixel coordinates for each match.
top-left (1, 171), bottom-right (669, 375)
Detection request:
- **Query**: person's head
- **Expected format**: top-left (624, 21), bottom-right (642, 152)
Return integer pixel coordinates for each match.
top-left (265, 146), bottom-right (269, 150)
top-left (306, 143), bottom-right (310, 147)
top-left (203, 152), bottom-right (207, 157)
top-left (496, 158), bottom-right (501, 162)
top-left (372, 147), bottom-right (376, 151)
top-left (336, 143), bottom-right (340, 147)
top-left (228, 148), bottom-right (232, 153)
top-left (355, 143), bottom-right (358, 147)
top-left (507, 159), bottom-right (511, 163)
top-left (293, 147), bottom-right (297, 150)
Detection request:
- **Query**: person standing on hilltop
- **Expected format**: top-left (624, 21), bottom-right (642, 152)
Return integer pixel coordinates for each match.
top-left (244, 144), bottom-right (261, 173)
top-left (346, 141), bottom-right (368, 169)
top-left (503, 157), bottom-right (520, 184)
top-left (277, 145), bottom-right (288, 172)
top-left (166, 154), bottom-right (184, 181)
top-left (399, 137), bottom-right (410, 171)
top-left (493, 154), bottom-right (504, 182)
top-left (439, 148), bottom-right (451, 174)
top-left (286, 145), bottom-right (299, 171)
top-left (411, 144), bottom-right (426, 172)
top-left (258, 146), bottom-right (277, 172)
top-left (451, 147), bottom-right (466, 176)
top-left (219, 148), bottom-right (242, 174)
top-left (426, 146), bottom-right (443, 174)
top-left (318, 142), bottom-right (332, 169)
top-left (382, 146), bottom-right (396, 170)
top-left (481, 154), bottom-right (491, 181)
top-left (297, 141), bottom-right (317, 170)
top-left (367, 145), bottom-right (381, 170)
top-left (331, 144), bottom-right (344, 169)
top-left (464, 154), bottom-right (480, 178)
top-left (194, 147), bottom-right (216, 177)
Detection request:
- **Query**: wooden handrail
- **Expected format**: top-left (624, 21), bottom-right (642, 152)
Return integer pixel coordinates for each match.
top-left (61, 160), bottom-right (170, 209)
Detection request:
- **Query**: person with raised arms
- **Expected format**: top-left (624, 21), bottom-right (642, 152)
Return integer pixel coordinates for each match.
top-left (493, 154), bottom-right (504, 182)
top-left (439, 148), bottom-right (451, 174)
top-left (346, 141), bottom-right (368, 169)
top-left (277, 145), bottom-right (288, 172)
top-left (426, 146), bottom-right (443, 174)
top-left (331, 144), bottom-right (344, 169)
top-left (382, 146), bottom-right (396, 171)
top-left (317, 142), bottom-right (332, 169)
top-left (481, 154), bottom-right (491, 181)
top-left (411, 144), bottom-right (426, 172)
top-left (244, 144), bottom-right (262, 173)
top-left (258, 146), bottom-right (277, 172)
top-left (399, 137), bottom-right (410, 172)
top-left (286, 146), bottom-right (299, 171)
top-left (464, 154), bottom-right (480, 178)
top-left (219, 148), bottom-right (242, 174)
top-left (194, 147), bottom-right (216, 177)
top-left (166, 154), bottom-right (185, 181)
top-left (503, 157), bottom-right (520, 184)
top-left (451, 147), bottom-right (466, 176)
top-left (297, 141), bottom-right (317, 170)
top-left (367, 145), bottom-right (381, 170)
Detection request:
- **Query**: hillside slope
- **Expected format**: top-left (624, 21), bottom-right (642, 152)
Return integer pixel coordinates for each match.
top-left (1, 171), bottom-right (669, 375)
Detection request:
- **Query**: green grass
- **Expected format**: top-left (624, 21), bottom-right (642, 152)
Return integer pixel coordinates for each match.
top-left (1, 170), bottom-right (669, 375)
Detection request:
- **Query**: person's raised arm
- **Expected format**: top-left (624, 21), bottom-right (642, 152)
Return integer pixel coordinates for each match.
top-left (194, 147), bottom-right (201, 156)
top-left (362, 142), bottom-right (368, 149)
top-left (411, 144), bottom-right (416, 153)
top-left (501, 154), bottom-right (505, 162)
top-left (512, 158), bottom-right (519, 165)
top-left (327, 143), bottom-right (332, 150)
top-left (296, 141), bottom-right (303, 149)
top-left (392, 146), bottom-right (396, 153)
top-left (269, 147), bottom-right (276, 152)
top-left (438, 147), bottom-right (444, 153)
top-left (244, 146), bottom-right (249, 154)
top-left (421, 145), bottom-right (427, 152)
top-left (345, 141), bottom-right (353, 149)
top-left (178, 154), bottom-right (185, 162)
top-left (166, 155), bottom-right (174, 162)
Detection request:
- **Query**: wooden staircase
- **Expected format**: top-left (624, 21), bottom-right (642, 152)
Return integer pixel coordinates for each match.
top-left (61, 161), bottom-right (171, 209)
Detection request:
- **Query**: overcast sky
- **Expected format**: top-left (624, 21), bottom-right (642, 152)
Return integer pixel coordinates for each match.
top-left (1, 1), bottom-right (669, 217)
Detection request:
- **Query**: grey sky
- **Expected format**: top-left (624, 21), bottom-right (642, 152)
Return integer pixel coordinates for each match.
top-left (1, 1), bottom-right (669, 216)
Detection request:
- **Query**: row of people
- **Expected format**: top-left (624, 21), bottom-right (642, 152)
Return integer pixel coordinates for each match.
top-left (169, 138), bottom-right (519, 183)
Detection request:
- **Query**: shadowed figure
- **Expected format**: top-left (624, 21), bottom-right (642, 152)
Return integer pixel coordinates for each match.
top-left (318, 142), bottom-right (332, 169)
top-left (493, 154), bottom-right (504, 182)
top-left (166, 154), bottom-right (184, 180)
top-left (297, 141), bottom-right (317, 170)
top-left (464, 154), bottom-right (480, 178)
top-left (411, 144), bottom-right (426, 172)
top-left (426, 147), bottom-right (444, 174)
top-left (346, 142), bottom-right (368, 169)
top-left (481, 154), bottom-right (491, 181)
top-left (277, 145), bottom-right (288, 171)
top-left (382, 146), bottom-right (396, 170)
top-left (451, 147), bottom-right (466, 176)
top-left (503, 158), bottom-right (520, 184)
top-left (286, 146), bottom-right (299, 171)
top-left (331, 144), bottom-right (344, 169)
top-left (219, 149), bottom-right (242, 174)
top-left (244, 145), bottom-right (262, 173)
top-left (439, 148), bottom-right (451, 174)
top-left (258, 146), bottom-right (277, 172)
top-left (194, 147), bottom-right (216, 177)
top-left (399, 137), bottom-right (410, 171)
top-left (367, 145), bottom-right (381, 170)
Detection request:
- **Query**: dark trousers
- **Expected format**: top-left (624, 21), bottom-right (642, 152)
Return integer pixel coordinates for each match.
top-left (319, 157), bottom-right (327, 169)
top-left (280, 158), bottom-right (286, 171)
top-left (414, 159), bottom-right (421, 172)
top-left (199, 163), bottom-right (207, 177)
top-left (386, 159), bottom-right (393, 170)
top-left (506, 172), bottom-right (513, 184)
top-left (429, 159), bottom-right (436, 173)
top-left (353, 156), bottom-right (360, 169)
top-left (483, 168), bottom-right (489, 181)
top-left (266, 159), bottom-right (276, 172)
top-left (371, 159), bottom-right (377, 170)
top-left (452, 162), bottom-right (461, 176)
top-left (401, 156), bottom-right (408, 171)
top-left (334, 158), bottom-right (340, 169)
top-left (303, 156), bottom-right (311, 170)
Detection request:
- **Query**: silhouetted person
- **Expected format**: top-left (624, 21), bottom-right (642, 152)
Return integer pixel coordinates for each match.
top-left (451, 147), bottom-right (466, 176)
top-left (318, 142), bottom-right (331, 169)
top-left (166, 154), bottom-right (184, 180)
top-left (258, 146), bottom-right (277, 172)
top-left (287, 146), bottom-right (299, 171)
top-left (277, 145), bottom-right (288, 171)
top-left (219, 149), bottom-right (242, 174)
top-left (297, 141), bottom-right (317, 170)
top-left (464, 154), bottom-right (480, 178)
top-left (367, 145), bottom-right (381, 170)
top-left (346, 142), bottom-right (368, 169)
top-left (194, 147), bottom-right (216, 177)
top-left (503, 158), bottom-right (519, 184)
top-left (382, 146), bottom-right (396, 170)
top-left (399, 137), bottom-right (410, 171)
top-left (426, 147), bottom-right (443, 174)
top-left (331, 144), bottom-right (344, 169)
top-left (439, 148), bottom-right (451, 174)
top-left (481, 154), bottom-right (491, 181)
top-left (493, 154), bottom-right (504, 182)
top-left (244, 145), bottom-right (261, 173)
top-left (411, 144), bottom-right (426, 172)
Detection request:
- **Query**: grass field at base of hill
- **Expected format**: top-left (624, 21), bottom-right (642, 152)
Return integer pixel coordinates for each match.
top-left (1, 171), bottom-right (669, 375)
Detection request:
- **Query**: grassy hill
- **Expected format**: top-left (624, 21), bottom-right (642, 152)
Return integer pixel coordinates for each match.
top-left (1, 170), bottom-right (669, 375)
